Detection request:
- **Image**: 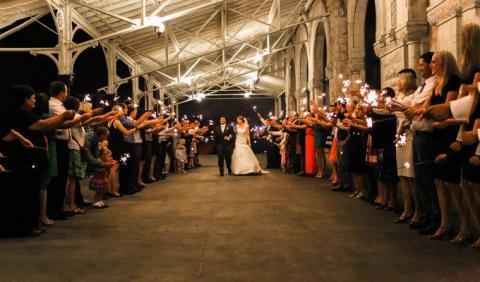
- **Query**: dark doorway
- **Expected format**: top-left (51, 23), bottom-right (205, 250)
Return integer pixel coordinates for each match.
top-left (364, 0), bottom-right (381, 89)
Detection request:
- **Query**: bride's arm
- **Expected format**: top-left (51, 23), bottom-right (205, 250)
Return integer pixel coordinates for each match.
top-left (246, 126), bottom-right (251, 146)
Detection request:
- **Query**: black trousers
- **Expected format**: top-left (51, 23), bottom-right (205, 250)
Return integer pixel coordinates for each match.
top-left (413, 132), bottom-right (439, 222)
top-left (155, 141), bottom-right (168, 178)
top-left (47, 140), bottom-right (69, 217)
top-left (119, 142), bottom-right (142, 193)
top-left (217, 144), bottom-right (233, 173)
top-left (265, 141), bottom-right (280, 168)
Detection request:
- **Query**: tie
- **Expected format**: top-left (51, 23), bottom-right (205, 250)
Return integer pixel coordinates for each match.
top-left (419, 82), bottom-right (426, 93)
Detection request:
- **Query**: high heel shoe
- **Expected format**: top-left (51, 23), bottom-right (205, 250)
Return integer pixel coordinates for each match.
top-left (450, 232), bottom-right (471, 245)
top-left (470, 238), bottom-right (480, 249)
top-left (394, 215), bottom-right (412, 224)
top-left (428, 227), bottom-right (453, 240)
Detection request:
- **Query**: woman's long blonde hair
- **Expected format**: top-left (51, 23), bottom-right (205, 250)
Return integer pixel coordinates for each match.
top-left (434, 50), bottom-right (462, 88)
top-left (461, 23), bottom-right (480, 78)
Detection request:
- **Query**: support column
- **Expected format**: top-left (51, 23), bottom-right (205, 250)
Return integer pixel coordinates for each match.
top-left (146, 77), bottom-right (154, 110)
top-left (274, 97), bottom-right (279, 117)
top-left (106, 45), bottom-right (118, 95)
top-left (55, 1), bottom-right (74, 87)
top-left (132, 66), bottom-right (140, 104)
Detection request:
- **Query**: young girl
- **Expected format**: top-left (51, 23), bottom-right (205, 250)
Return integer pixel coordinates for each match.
top-left (89, 147), bottom-right (113, 208)
top-left (175, 139), bottom-right (187, 174)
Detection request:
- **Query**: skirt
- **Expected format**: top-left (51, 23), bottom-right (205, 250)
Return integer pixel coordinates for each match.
top-left (89, 171), bottom-right (110, 192)
top-left (68, 150), bottom-right (87, 179)
top-left (329, 137), bottom-right (338, 162)
top-left (396, 132), bottom-right (414, 178)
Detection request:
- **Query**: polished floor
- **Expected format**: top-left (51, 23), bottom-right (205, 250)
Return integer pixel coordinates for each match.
top-left (1, 155), bottom-right (480, 282)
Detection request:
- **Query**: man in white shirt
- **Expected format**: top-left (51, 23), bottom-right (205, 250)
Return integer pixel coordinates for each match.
top-left (46, 81), bottom-right (90, 220)
top-left (406, 52), bottom-right (441, 233)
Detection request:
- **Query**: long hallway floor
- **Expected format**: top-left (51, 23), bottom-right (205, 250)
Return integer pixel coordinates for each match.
top-left (1, 156), bottom-right (480, 282)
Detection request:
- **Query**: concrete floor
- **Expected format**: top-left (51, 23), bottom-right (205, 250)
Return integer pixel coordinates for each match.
top-left (1, 155), bottom-right (480, 282)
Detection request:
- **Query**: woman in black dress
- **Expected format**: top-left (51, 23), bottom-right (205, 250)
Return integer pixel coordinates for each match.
top-left (428, 51), bottom-right (463, 240)
top-left (107, 105), bottom-right (137, 195)
top-left (445, 23), bottom-right (480, 245)
top-left (2, 85), bottom-right (73, 237)
top-left (342, 102), bottom-right (368, 200)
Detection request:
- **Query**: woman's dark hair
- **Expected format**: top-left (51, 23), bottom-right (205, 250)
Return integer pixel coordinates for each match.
top-left (11, 84), bottom-right (35, 109)
top-left (127, 104), bottom-right (136, 115)
top-left (33, 92), bottom-right (50, 116)
top-left (64, 96), bottom-right (80, 111)
top-left (49, 81), bottom-right (66, 97)
top-left (95, 126), bottom-right (109, 137)
top-left (382, 87), bottom-right (396, 98)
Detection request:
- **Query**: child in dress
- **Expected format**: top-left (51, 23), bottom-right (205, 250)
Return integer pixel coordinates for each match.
top-left (89, 147), bottom-right (113, 208)
top-left (175, 139), bottom-right (187, 174)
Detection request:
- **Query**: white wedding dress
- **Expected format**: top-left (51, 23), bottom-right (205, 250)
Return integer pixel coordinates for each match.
top-left (231, 125), bottom-right (268, 175)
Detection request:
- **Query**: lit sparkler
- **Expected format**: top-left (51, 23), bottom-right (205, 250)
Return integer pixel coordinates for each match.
top-left (120, 153), bottom-right (131, 165)
top-left (366, 117), bottom-right (373, 128)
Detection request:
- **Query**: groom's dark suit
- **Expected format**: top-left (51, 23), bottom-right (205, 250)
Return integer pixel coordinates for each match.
top-left (214, 124), bottom-right (235, 175)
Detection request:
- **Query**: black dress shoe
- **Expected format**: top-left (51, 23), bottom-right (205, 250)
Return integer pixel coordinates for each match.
top-left (220, 173), bottom-right (224, 176)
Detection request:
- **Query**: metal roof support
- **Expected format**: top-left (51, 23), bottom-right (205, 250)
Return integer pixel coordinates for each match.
top-left (0, 11), bottom-right (48, 41)
top-left (113, 14), bottom-right (327, 86)
top-left (72, 1), bottom-right (137, 25)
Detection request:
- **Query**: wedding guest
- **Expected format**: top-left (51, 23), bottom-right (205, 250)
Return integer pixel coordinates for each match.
top-left (343, 102), bottom-right (368, 199)
top-left (392, 69), bottom-right (418, 223)
top-left (332, 101), bottom-right (353, 192)
top-left (406, 52), bottom-right (439, 232)
top-left (89, 147), bottom-right (115, 209)
top-left (372, 88), bottom-right (398, 210)
top-left (33, 92), bottom-right (56, 226)
top-left (64, 97), bottom-right (91, 216)
top-left (46, 81), bottom-right (92, 220)
top-left (175, 139), bottom-right (187, 174)
top-left (4, 85), bottom-right (74, 236)
top-left (107, 105), bottom-right (137, 195)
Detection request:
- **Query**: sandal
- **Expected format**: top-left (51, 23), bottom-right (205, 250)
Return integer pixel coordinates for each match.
top-left (93, 201), bottom-right (109, 209)
top-left (450, 232), bottom-right (471, 245)
top-left (470, 238), bottom-right (480, 249)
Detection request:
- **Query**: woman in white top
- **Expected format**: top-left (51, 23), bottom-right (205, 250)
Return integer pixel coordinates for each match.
top-left (391, 70), bottom-right (418, 224)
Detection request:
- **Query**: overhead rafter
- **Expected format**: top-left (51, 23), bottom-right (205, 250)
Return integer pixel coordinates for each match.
top-left (113, 13), bottom-right (327, 85)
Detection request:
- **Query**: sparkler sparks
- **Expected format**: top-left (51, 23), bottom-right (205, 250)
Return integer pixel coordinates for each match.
top-left (366, 117), bottom-right (373, 128)
top-left (395, 133), bottom-right (407, 147)
top-left (83, 94), bottom-right (91, 102)
top-left (119, 153), bottom-right (131, 165)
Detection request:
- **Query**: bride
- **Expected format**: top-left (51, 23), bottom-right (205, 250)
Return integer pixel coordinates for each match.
top-left (231, 116), bottom-right (269, 175)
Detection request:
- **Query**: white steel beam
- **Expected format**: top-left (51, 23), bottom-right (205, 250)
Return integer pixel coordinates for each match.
top-left (0, 11), bottom-right (48, 41)
top-left (72, 1), bottom-right (137, 25)
top-left (150, 0), bottom-right (175, 17)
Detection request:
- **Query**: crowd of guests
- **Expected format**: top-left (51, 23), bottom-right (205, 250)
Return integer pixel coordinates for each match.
top-left (0, 82), bottom-right (209, 237)
top-left (256, 23), bottom-right (480, 249)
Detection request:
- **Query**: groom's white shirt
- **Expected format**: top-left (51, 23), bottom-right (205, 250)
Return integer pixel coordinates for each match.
top-left (221, 124), bottom-right (226, 133)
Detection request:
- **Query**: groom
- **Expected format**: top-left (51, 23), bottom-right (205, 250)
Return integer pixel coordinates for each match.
top-left (214, 116), bottom-right (235, 176)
